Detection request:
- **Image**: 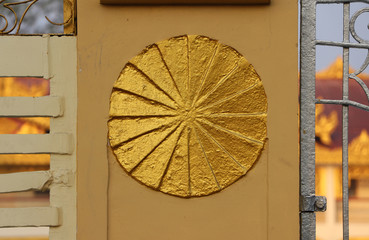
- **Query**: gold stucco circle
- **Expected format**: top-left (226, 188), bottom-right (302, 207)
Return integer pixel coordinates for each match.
top-left (108, 35), bottom-right (267, 197)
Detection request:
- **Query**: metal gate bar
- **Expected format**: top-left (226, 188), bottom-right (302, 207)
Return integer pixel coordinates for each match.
top-left (300, 0), bottom-right (317, 239)
top-left (342, 3), bottom-right (350, 239)
top-left (300, 0), bottom-right (369, 239)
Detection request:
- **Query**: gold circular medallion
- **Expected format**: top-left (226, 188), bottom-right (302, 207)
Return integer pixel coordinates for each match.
top-left (108, 35), bottom-right (267, 197)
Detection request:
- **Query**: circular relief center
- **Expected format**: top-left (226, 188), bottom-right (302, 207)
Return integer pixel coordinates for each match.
top-left (179, 107), bottom-right (197, 123)
top-left (108, 35), bottom-right (267, 198)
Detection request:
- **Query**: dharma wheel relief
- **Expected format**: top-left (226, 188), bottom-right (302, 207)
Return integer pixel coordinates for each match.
top-left (108, 35), bottom-right (267, 197)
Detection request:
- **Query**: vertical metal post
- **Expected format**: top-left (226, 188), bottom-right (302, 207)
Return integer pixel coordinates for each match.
top-left (300, 0), bottom-right (317, 239)
top-left (342, 3), bottom-right (350, 240)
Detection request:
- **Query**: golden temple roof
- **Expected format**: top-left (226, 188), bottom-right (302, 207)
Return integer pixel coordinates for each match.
top-left (316, 129), bottom-right (369, 166)
top-left (316, 57), bottom-right (369, 80)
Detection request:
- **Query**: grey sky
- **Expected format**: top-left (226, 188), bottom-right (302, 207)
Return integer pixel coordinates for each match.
top-left (316, 2), bottom-right (369, 73)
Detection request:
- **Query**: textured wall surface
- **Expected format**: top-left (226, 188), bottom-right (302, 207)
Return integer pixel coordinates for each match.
top-left (77, 1), bottom-right (298, 239)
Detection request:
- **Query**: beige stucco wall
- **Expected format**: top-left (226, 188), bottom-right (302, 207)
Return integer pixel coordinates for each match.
top-left (77, 1), bottom-right (298, 239)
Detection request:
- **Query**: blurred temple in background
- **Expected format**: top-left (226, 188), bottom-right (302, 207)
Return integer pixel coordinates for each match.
top-left (315, 58), bottom-right (369, 240)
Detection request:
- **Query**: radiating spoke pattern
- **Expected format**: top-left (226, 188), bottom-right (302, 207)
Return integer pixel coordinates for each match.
top-left (108, 35), bottom-right (268, 197)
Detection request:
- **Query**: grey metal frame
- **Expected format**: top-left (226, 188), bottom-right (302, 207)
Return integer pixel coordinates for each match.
top-left (300, 0), bottom-right (369, 239)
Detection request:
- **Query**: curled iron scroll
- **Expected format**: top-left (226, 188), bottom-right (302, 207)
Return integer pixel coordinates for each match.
top-left (45, 0), bottom-right (73, 26)
top-left (0, 13), bottom-right (9, 32)
top-left (0, 0), bottom-right (73, 34)
top-left (0, 0), bottom-right (21, 34)
top-left (349, 7), bottom-right (369, 76)
top-left (347, 7), bottom-right (369, 109)
top-left (0, 0), bottom-right (38, 34)
top-left (349, 7), bottom-right (369, 45)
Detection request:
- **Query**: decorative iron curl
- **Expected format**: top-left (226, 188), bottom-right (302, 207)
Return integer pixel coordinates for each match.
top-left (45, 0), bottom-right (72, 27)
top-left (348, 53), bottom-right (369, 108)
top-left (351, 49), bottom-right (369, 76)
top-left (0, 14), bottom-right (8, 32)
top-left (0, 0), bottom-right (20, 34)
top-left (347, 7), bottom-right (369, 109)
top-left (0, 0), bottom-right (72, 35)
top-left (349, 73), bottom-right (369, 99)
top-left (349, 7), bottom-right (369, 76)
top-left (349, 7), bottom-right (369, 44)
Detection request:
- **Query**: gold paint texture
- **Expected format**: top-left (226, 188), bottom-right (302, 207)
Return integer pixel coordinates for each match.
top-left (108, 35), bottom-right (267, 197)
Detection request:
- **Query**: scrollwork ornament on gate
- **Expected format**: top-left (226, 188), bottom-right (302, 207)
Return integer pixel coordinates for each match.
top-left (348, 7), bottom-right (369, 108)
top-left (0, 0), bottom-right (73, 35)
top-left (349, 7), bottom-right (369, 45)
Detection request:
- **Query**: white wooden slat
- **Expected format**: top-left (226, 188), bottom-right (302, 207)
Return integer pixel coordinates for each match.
top-left (0, 207), bottom-right (60, 227)
top-left (0, 36), bottom-right (45, 77)
top-left (0, 96), bottom-right (63, 117)
top-left (0, 171), bottom-right (52, 193)
top-left (0, 134), bottom-right (73, 154)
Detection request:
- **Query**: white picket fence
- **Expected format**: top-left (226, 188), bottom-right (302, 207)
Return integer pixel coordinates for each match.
top-left (0, 35), bottom-right (77, 240)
